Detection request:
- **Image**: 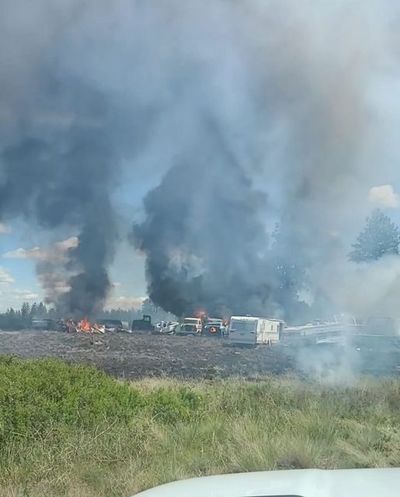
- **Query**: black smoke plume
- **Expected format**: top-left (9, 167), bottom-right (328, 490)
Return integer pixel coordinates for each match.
top-left (134, 122), bottom-right (277, 317)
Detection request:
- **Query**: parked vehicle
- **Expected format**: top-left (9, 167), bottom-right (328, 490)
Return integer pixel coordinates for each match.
top-left (98, 319), bottom-right (124, 332)
top-left (131, 315), bottom-right (154, 333)
top-left (32, 318), bottom-right (57, 331)
top-left (228, 316), bottom-right (283, 346)
top-left (155, 321), bottom-right (179, 334)
top-left (176, 317), bottom-right (202, 335)
top-left (203, 318), bottom-right (224, 337)
top-left (135, 468), bottom-right (400, 497)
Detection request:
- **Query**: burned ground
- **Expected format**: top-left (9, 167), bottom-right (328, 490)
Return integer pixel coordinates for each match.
top-left (1, 330), bottom-right (400, 379)
top-left (0, 331), bottom-right (294, 379)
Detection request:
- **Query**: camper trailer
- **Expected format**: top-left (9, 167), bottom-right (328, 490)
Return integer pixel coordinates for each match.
top-left (228, 316), bottom-right (283, 346)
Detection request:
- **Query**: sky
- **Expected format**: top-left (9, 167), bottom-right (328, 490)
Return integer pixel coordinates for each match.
top-left (2, 1), bottom-right (400, 317)
top-left (0, 190), bottom-right (149, 311)
top-left (0, 182), bottom-right (399, 312)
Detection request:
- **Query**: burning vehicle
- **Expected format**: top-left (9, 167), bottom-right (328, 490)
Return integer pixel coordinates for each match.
top-left (60, 318), bottom-right (105, 334)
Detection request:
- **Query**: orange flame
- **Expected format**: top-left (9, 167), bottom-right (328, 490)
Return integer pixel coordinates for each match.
top-left (194, 309), bottom-right (207, 320)
top-left (79, 318), bottom-right (92, 333)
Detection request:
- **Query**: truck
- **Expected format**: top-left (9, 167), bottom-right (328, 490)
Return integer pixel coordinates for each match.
top-left (176, 317), bottom-right (202, 336)
top-left (203, 318), bottom-right (224, 337)
top-left (131, 315), bottom-right (154, 333)
top-left (32, 318), bottom-right (57, 331)
top-left (228, 316), bottom-right (283, 346)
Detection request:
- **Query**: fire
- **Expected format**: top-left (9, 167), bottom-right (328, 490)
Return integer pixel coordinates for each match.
top-left (79, 318), bottom-right (92, 333)
top-left (76, 318), bottom-right (105, 334)
top-left (194, 309), bottom-right (207, 320)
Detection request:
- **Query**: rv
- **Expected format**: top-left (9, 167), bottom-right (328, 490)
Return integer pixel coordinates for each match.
top-left (228, 316), bottom-right (283, 346)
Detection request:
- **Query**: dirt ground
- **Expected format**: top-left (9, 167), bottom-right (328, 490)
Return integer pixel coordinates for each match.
top-left (0, 330), bottom-right (294, 379)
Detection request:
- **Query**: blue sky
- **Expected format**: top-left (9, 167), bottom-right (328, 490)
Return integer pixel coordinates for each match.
top-left (0, 225), bottom-right (147, 311)
top-left (0, 181), bottom-right (151, 311)
top-left (0, 156), bottom-right (168, 312)
top-left (1, 181), bottom-right (400, 312)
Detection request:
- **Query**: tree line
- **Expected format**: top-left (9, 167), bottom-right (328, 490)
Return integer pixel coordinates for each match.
top-left (0, 298), bottom-right (176, 331)
top-left (1, 209), bottom-right (398, 330)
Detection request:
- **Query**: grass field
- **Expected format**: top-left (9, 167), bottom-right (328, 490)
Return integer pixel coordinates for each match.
top-left (1, 357), bottom-right (400, 497)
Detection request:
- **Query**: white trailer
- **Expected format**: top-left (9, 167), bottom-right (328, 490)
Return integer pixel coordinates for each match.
top-left (228, 316), bottom-right (283, 346)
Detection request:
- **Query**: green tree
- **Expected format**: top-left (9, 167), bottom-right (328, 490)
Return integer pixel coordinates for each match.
top-left (37, 302), bottom-right (47, 317)
top-left (29, 303), bottom-right (38, 319)
top-left (21, 302), bottom-right (30, 318)
top-left (21, 302), bottom-right (31, 327)
top-left (270, 223), bottom-right (311, 323)
top-left (350, 209), bottom-right (400, 262)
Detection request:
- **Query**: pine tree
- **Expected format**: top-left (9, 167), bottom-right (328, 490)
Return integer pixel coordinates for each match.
top-left (37, 302), bottom-right (47, 317)
top-left (30, 303), bottom-right (38, 319)
top-left (350, 209), bottom-right (400, 262)
top-left (21, 302), bottom-right (30, 318)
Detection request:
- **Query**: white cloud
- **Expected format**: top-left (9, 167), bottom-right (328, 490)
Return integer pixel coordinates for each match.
top-left (3, 246), bottom-right (43, 260)
top-left (0, 267), bottom-right (14, 285)
top-left (368, 184), bottom-right (400, 209)
top-left (12, 289), bottom-right (39, 300)
top-left (0, 288), bottom-right (42, 311)
top-left (105, 295), bottom-right (145, 311)
top-left (0, 223), bottom-right (11, 234)
top-left (3, 236), bottom-right (78, 262)
top-left (54, 236), bottom-right (79, 251)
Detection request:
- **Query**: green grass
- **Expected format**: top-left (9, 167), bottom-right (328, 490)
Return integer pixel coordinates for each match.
top-left (0, 356), bottom-right (400, 496)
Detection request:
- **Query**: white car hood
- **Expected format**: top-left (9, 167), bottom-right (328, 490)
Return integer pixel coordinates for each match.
top-left (134, 468), bottom-right (400, 497)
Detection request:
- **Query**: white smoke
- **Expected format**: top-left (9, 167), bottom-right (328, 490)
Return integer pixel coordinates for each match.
top-left (323, 255), bottom-right (400, 320)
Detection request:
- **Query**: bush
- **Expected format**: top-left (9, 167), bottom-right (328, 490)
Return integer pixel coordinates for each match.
top-left (0, 357), bottom-right (205, 448)
top-left (1, 357), bottom-right (400, 497)
top-left (0, 357), bottom-right (138, 444)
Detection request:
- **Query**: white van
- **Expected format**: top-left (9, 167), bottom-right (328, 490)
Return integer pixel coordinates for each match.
top-left (228, 316), bottom-right (283, 346)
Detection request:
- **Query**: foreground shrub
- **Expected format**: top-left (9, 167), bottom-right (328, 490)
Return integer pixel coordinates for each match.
top-left (0, 357), bottom-right (203, 446)
top-left (0, 357), bottom-right (400, 497)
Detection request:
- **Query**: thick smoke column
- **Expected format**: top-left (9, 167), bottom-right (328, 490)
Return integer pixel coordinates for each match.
top-left (134, 121), bottom-right (276, 317)
top-left (0, 134), bottom-right (117, 315)
top-left (0, 0), bottom-right (120, 315)
top-left (134, 1), bottom-right (400, 320)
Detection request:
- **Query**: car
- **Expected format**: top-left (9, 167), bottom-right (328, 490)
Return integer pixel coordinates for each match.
top-left (98, 319), bottom-right (124, 332)
top-left (134, 468), bottom-right (400, 497)
top-left (155, 321), bottom-right (179, 334)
